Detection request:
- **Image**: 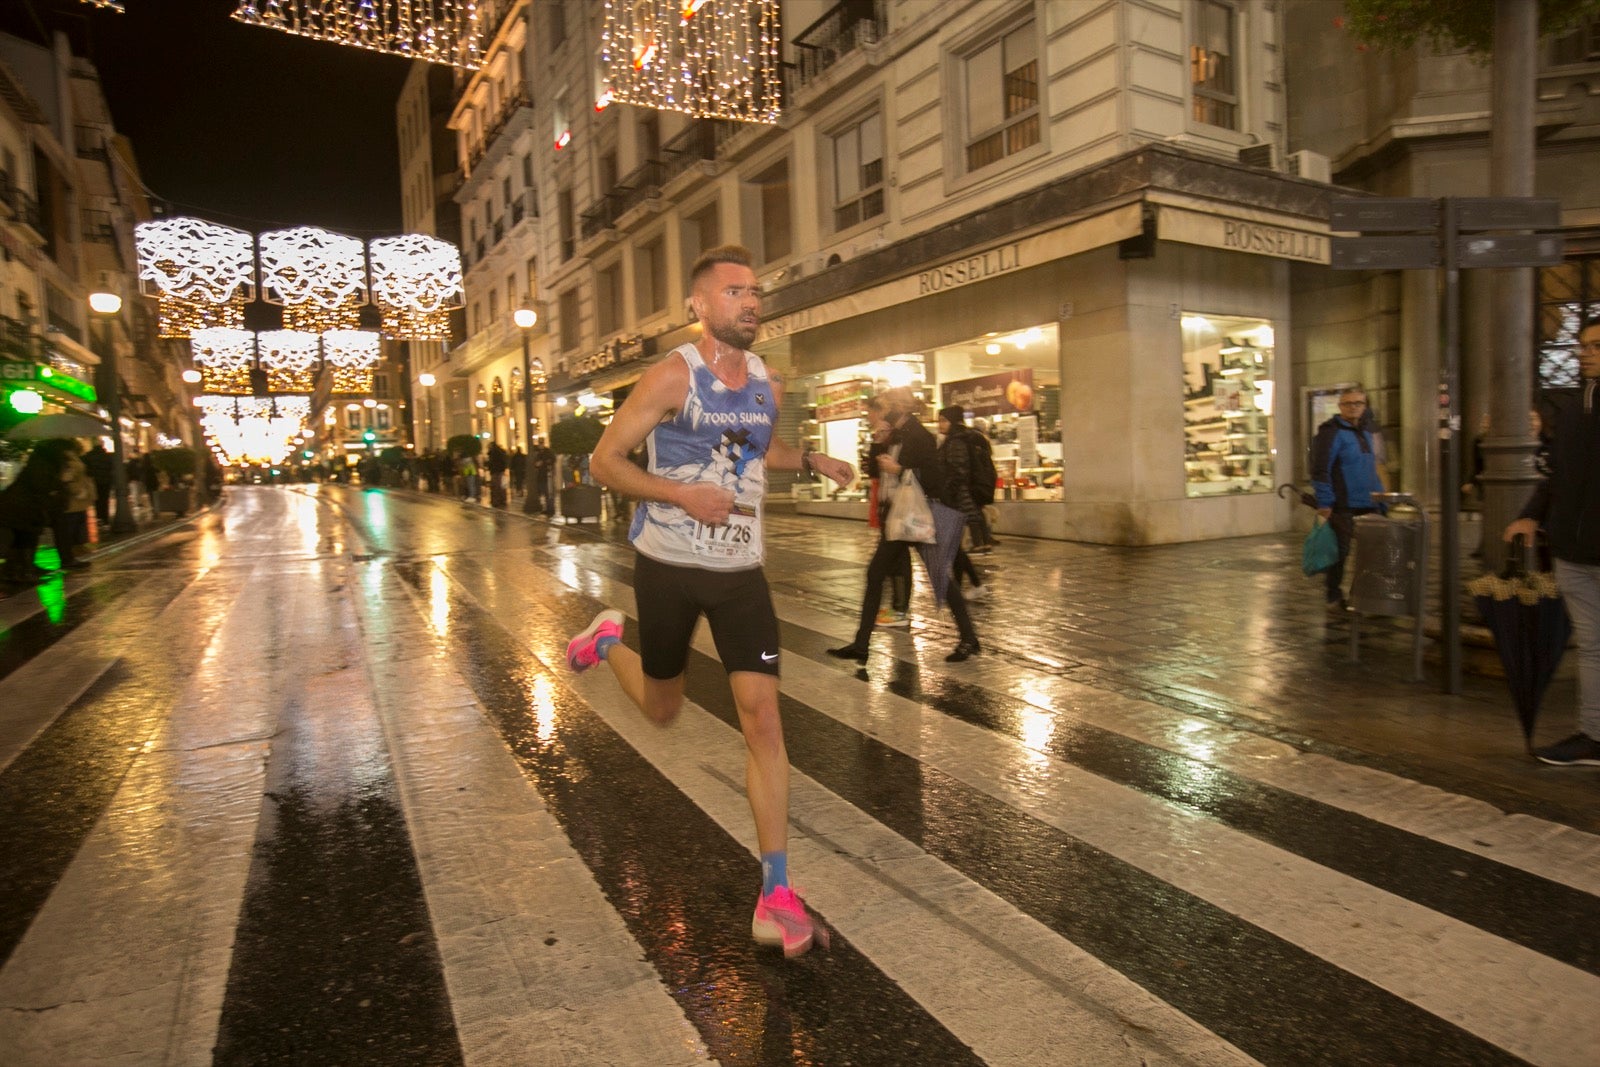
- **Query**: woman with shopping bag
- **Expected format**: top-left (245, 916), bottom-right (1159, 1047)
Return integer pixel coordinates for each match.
top-left (827, 388), bottom-right (981, 664)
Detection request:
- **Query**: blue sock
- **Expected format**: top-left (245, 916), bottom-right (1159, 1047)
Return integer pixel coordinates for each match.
top-left (761, 851), bottom-right (788, 896)
top-left (594, 634), bottom-right (619, 660)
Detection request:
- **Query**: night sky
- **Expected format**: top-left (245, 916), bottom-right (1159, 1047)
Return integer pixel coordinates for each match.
top-left (5, 0), bottom-right (413, 236)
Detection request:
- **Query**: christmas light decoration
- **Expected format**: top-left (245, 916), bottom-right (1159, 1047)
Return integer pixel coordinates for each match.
top-left (600, 0), bottom-right (782, 124)
top-left (257, 329), bottom-right (323, 393)
top-left (136, 217), bottom-right (256, 338)
top-left (191, 327), bottom-right (257, 395)
top-left (323, 329), bottom-right (381, 394)
top-left (368, 235), bottom-right (462, 340)
top-left (198, 395), bottom-right (311, 466)
top-left (232, 1), bottom-right (484, 71)
top-left (79, 1), bottom-right (125, 10)
top-left (259, 226), bottom-right (368, 333)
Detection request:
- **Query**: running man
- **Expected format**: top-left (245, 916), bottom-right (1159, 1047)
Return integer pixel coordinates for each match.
top-left (565, 244), bottom-right (854, 956)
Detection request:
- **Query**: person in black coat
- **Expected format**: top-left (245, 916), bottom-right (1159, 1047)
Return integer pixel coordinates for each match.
top-left (827, 388), bottom-right (980, 664)
top-left (1, 440), bottom-right (68, 584)
top-left (82, 441), bottom-right (112, 526)
top-left (1505, 317), bottom-right (1600, 765)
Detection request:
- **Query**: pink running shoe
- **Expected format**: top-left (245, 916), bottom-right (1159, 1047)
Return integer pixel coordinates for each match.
top-left (566, 609), bottom-right (625, 672)
top-left (752, 885), bottom-right (821, 958)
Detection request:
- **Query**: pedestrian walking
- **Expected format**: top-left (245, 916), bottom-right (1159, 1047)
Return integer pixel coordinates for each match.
top-left (531, 439), bottom-right (554, 516)
top-left (1504, 316), bottom-right (1600, 766)
top-left (828, 388), bottom-right (982, 664)
top-left (957, 411), bottom-right (999, 552)
top-left (1311, 386), bottom-right (1388, 611)
top-left (865, 425), bottom-right (912, 627)
top-left (487, 441), bottom-right (509, 508)
top-left (82, 441), bottom-right (112, 527)
top-left (0, 441), bottom-right (63, 584)
top-left (937, 405), bottom-right (992, 598)
top-left (510, 447), bottom-right (526, 496)
top-left (564, 244), bottom-right (854, 958)
top-left (54, 443), bottom-right (94, 569)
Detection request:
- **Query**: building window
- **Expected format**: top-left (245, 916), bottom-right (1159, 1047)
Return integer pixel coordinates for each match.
top-left (559, 287), bottom-right (581, 351)
top-left (831, 112), bottom-right (884, 232)
top-left (549, 0), bottom-right (566, 49)
top-left (680, 200), bottom-right (720, 301)
top-left (596, 261), bottom-right (623, 337)
top-left (558, 187), bottom-right (575, 261)
top-left (1552, 18), bottom-right (1600, 63)
top-left (488, 289), bottom-right (499, 324)
top-left (507, 273), bottom-right (519, 315)
top-left (638, 112), bottom-right (661, 162)
top-left (745, 160), bottom-right (791, 265)
top-left (635, 236), bottom-right (667, 319)
top-left (599, 151), bottom-right (618, 196)
top-left (1536, 257), bottom-right (1600, 388)
top-left (376, 407), bottom-right (393, 431)
top-left (1190, 0), bottom-right (1239, 130)
top-left (522, 153), bottom-right (534, 187)
top-left (1181, 313), bottom-right (1274, 498)
top-left (964, 20), bottom-right (1039, 173)
top-left (346, 407), bottom-right (362, 430)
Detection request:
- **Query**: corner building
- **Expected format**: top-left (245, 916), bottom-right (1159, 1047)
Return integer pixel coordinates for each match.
top-left (515, 0), bottom-right (1331, 544)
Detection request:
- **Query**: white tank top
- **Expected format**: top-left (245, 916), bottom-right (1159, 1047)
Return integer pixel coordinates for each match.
top-left (628, 344), bottom-right (774, 569)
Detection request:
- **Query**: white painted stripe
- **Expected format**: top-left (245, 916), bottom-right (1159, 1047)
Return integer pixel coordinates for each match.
top-left (767, 573), bottom-right (1600, 898)
top-left (0, 565), bottom-right (275, 1067)
top-left (356, 561), bottom-right (711, 1067)
top-left (546, 557), bottom-right (1598, 1067)
top-left (474, 564), bottom-right (1261, 1067)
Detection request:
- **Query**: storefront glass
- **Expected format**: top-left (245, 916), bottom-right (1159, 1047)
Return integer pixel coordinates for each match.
top-left (1181, 313), bottom-right (1275, 497)
top-left (932, 323), bottom-right (1060, 500)
top-left (799, 355), bottom-right (925, 500)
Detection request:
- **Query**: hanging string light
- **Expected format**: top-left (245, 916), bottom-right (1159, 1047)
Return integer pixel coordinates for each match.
top-left (190, 327), bottom-right (257, 395)
top-left (78, 1), bottom-right (125, 10)
top-left (197, 395), bottom-right (311, 466)
top-left (600, 0), bottom-right (782, 124)
top-left (136, 217), bottom-right (256, 338)
top-left (259, 226), bottom-right (369, 333)
top-left (257, 329), bottom-right (323, 393)
top-left (322, 329), bottom-right (382, 394)
top-left (368, 235), bottom-right (463, 341)
top-left (232, 1), bottom-right (484, 71)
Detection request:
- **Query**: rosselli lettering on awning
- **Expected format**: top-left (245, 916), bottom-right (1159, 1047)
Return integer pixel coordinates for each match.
top-left (1157, 204), bottom-right (1330, 265)
top-left (762, 202), bottom-right (1145, 342)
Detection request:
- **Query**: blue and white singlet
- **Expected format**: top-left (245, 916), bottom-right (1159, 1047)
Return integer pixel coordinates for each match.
top-left (628, 343), bottom-right (775, 570)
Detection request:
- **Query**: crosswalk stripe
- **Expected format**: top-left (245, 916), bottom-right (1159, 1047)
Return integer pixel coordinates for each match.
top-left (543, 545), bottom-right (1593, 1066)
top-left (3, 487), bottom-right (1595, 1067)
top-left (355, 561), bottom-right (712, 1066)
top-left (0, 563), bottom-right (273, 1065)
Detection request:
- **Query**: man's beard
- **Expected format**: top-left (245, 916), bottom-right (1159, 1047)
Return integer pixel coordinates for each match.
top-left (709, 317), bottom-right (758, 350)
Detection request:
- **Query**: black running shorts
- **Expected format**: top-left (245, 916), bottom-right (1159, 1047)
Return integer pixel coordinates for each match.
top-left (633, 552), bottom-right (782, 679)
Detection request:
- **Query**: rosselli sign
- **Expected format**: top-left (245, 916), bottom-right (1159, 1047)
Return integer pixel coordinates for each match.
top-left (917, 243), bottom-right (1023, 294)
top-left (941, 369), bottom-right (1035, 417)
top-left (1158, 206), bottom-right (1329, 264)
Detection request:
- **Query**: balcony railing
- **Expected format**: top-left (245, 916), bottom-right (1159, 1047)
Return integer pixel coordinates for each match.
top-left (790, 0), bottom-right (886, 92)
top-left (662, 119), bottom-right (740, 182)
top-left (466, 88), bottom-right (533, 173)
top-left (579, 193), bottom-right (624, 241)
top-left (0, 174), bottom-right (43, 234)
top-left (509, 188), bottom-right (538, 225)
top-left (612, 159), bottom-right (668, 218)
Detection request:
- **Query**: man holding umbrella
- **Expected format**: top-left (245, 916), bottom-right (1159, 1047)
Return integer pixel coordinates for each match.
top-left (1505, 317), bottom-right (1600, 766)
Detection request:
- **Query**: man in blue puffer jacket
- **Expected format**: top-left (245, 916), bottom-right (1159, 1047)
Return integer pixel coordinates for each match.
top-left (1312, 387), bottom-right (1388, 610)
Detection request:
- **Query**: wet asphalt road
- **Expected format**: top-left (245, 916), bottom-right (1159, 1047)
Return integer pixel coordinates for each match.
top-left (0, 484), bottom-right (1595, 1066)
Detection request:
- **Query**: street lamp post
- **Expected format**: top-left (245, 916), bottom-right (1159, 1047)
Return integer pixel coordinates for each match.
top-left (89, 291), bottom-right (135, 535)
top-left (514, 307), bottom-right (542, 515)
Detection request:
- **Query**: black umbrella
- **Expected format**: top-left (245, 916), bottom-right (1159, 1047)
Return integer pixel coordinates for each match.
top-left (1468, 544), bottom-right (1572, 749)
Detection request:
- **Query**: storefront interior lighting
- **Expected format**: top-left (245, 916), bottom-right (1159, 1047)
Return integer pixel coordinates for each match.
top-left (578, 391), bottom-right (600, 408)
top-left (985, 343), bottom-right (1002, 356)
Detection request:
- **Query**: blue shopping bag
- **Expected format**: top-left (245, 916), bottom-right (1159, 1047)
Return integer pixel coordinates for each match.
top-left (1301, 517), bottom-right (1339, 576)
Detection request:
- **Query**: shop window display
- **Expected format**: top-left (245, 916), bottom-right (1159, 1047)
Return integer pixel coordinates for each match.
top-left (1182, 313), bottom-right (1275, 497)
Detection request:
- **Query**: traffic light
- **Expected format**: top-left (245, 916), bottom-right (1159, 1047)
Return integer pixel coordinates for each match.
top-left (363, 429), bottom-right (376, 447)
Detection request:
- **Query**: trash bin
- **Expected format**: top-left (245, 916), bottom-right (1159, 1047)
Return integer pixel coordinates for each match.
top-left (1349, 514), bottom-right (1422, 616)
top-left (1347, 494), bottom-right (1429, 680)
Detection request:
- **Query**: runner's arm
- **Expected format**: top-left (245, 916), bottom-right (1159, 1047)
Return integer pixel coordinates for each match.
top-left (764, 373), bottom-right (855, 488)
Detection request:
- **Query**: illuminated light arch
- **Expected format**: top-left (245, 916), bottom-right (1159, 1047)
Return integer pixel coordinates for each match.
top-left (259, 226), bottom-right (369, 332)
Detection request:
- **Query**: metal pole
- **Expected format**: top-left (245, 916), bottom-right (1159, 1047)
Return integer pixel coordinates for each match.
top-left (520, 328), bottom-right (540, 515)
top-left (98, 315), bottom-right (135, 535)
top-left (1481, 0), bottom-right (1541, 575)
top-left (1440, 197), bottom-right (1462, 694)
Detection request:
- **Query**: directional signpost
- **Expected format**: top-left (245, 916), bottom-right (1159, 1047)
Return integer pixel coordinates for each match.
top-left (1328, 196), bottom-right (1564, 695)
